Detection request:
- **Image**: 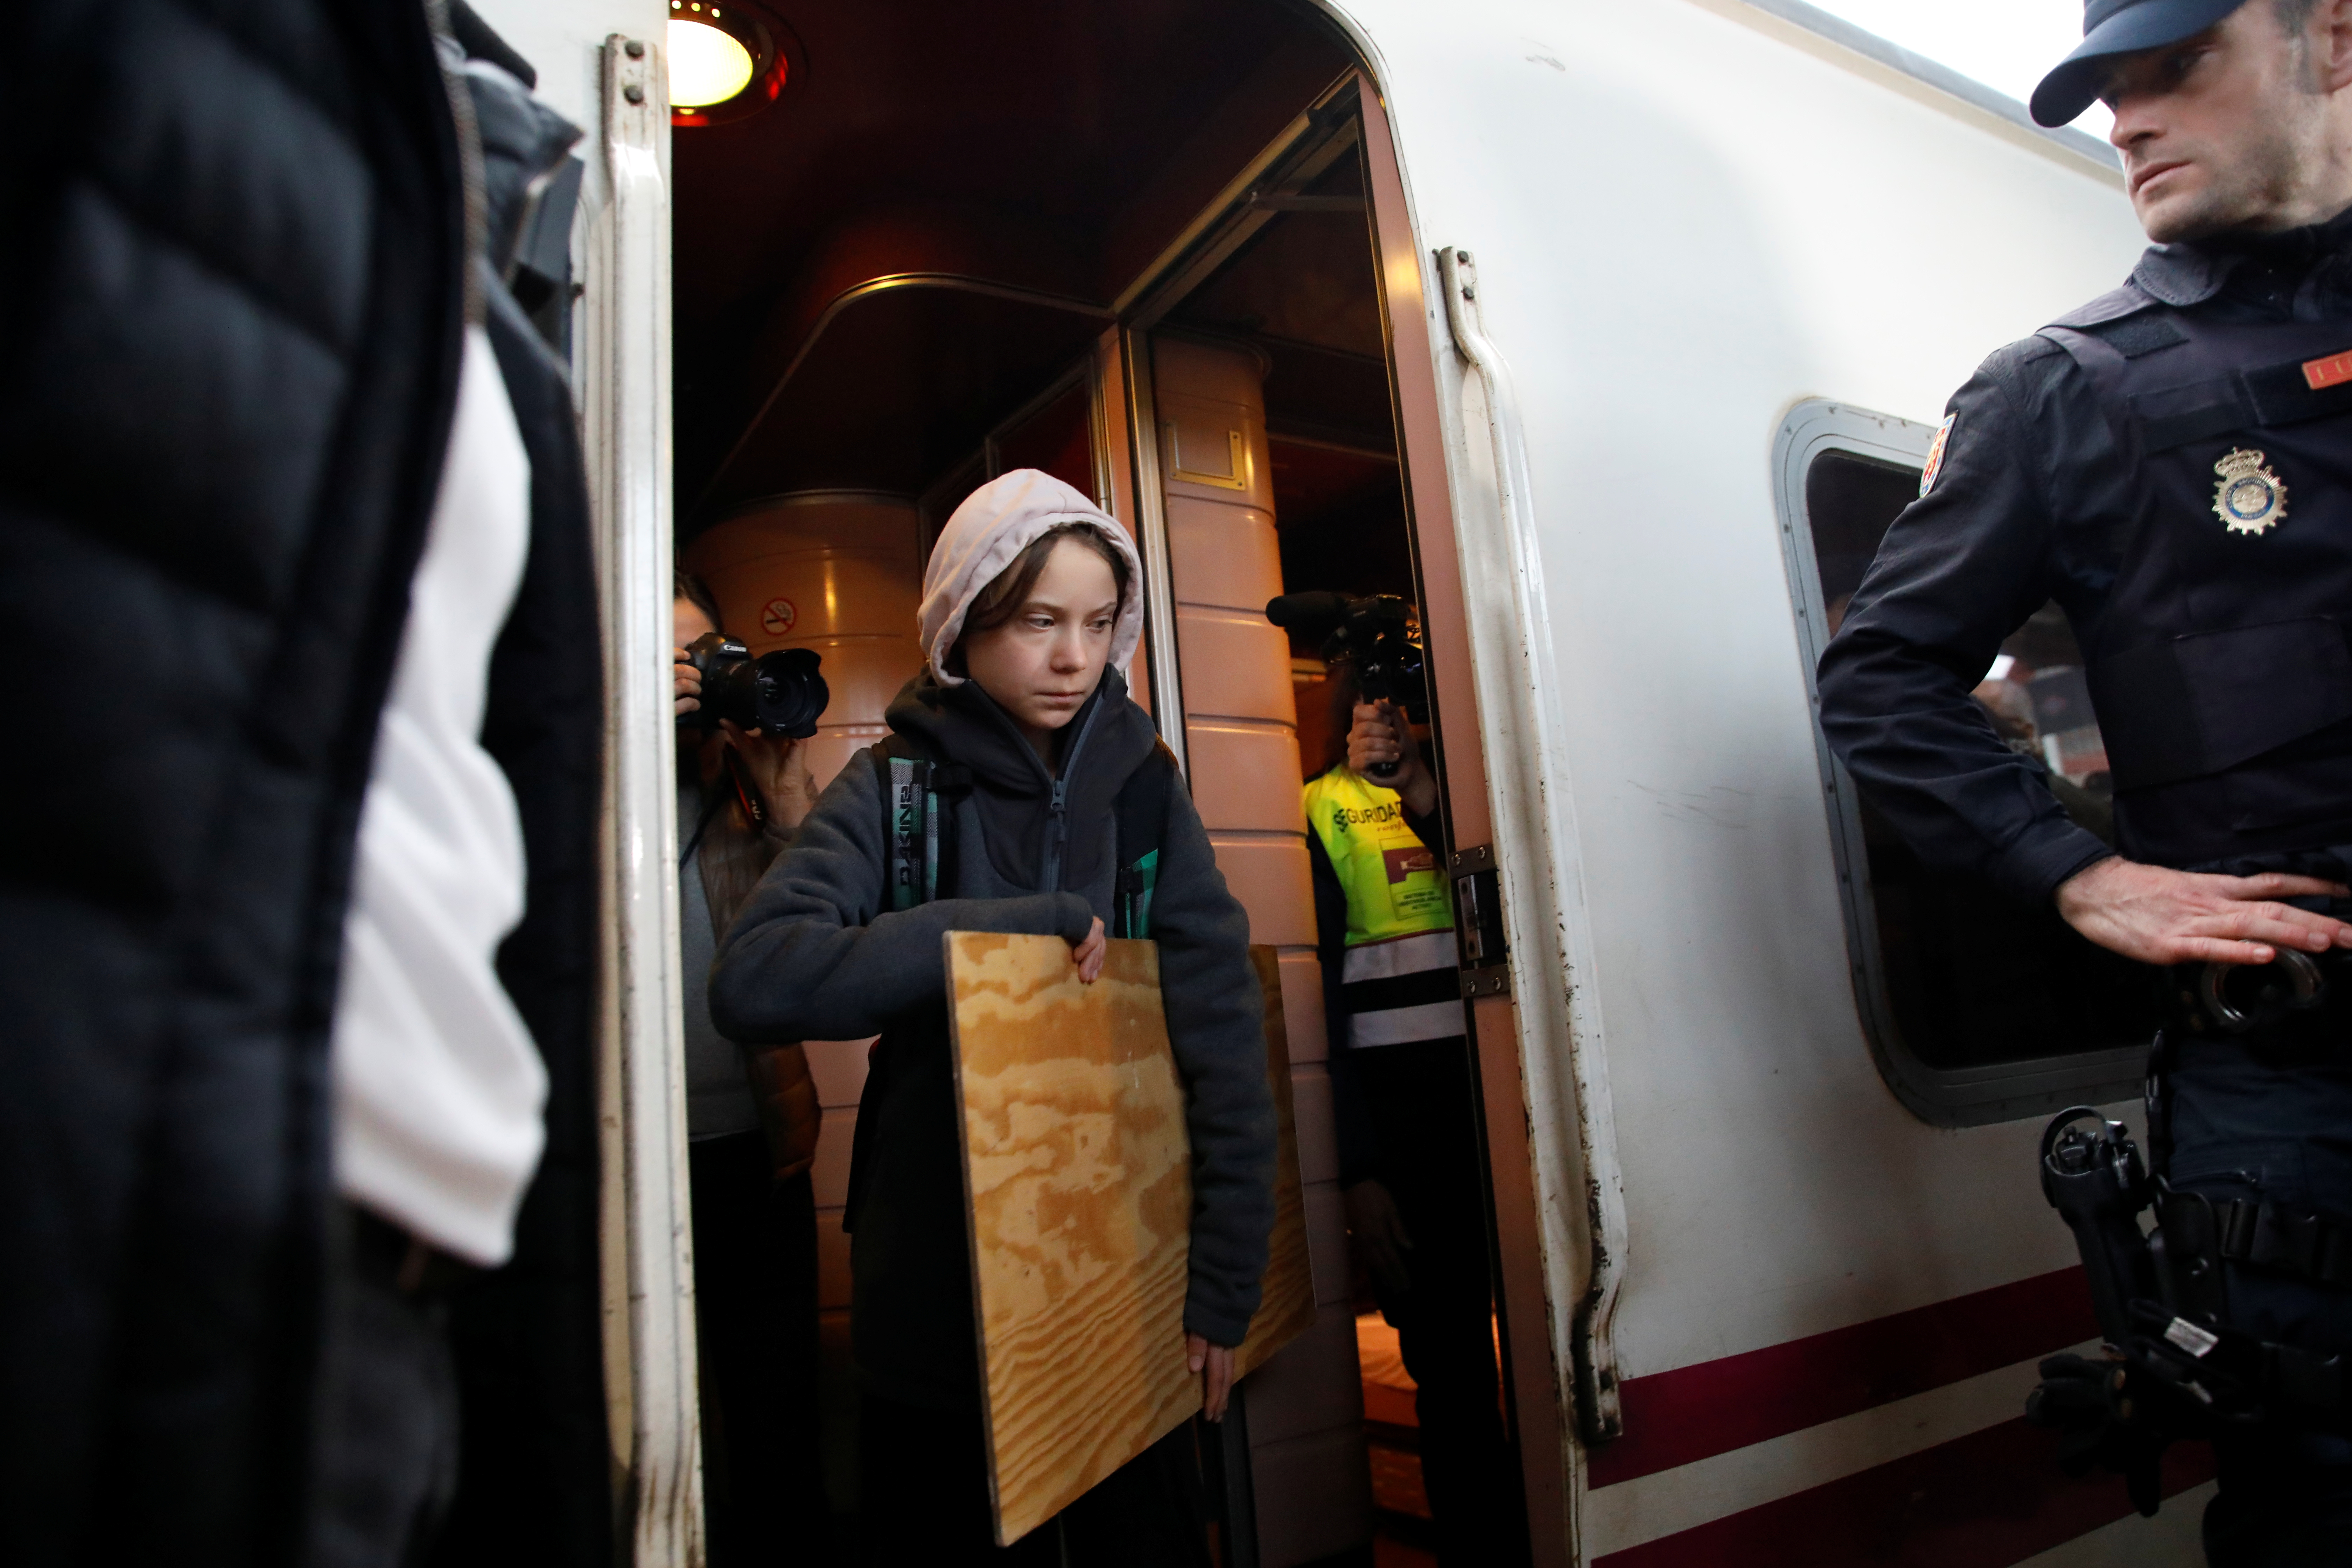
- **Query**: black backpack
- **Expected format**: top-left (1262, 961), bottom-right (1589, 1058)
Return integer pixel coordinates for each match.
top-left (868, 733), bottom-right (1178, 938)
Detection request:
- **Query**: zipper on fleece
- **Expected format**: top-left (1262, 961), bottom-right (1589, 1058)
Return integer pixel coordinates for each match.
top-left (1039, 694), bottom-right (1105, 892)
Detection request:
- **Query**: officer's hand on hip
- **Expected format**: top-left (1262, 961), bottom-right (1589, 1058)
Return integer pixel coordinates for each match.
top-left (2056, 857), bottom-right (2352, 966)
top-left (1348, 700), bottom-right (1439, 816)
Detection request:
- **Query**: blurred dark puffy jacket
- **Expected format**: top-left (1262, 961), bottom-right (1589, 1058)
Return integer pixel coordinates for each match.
top-left (0, 3), bottom-right (607, 1563)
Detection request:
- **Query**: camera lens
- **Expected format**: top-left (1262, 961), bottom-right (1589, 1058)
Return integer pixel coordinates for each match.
top-left (745, 648), bottom-right (828, 739)
top-left (680, 633), bottom-right (830, 737)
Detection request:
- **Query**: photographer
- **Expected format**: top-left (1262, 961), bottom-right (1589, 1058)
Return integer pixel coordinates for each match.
top-left (671, 574), bottom-right (825, 1564)
top-left (1305, 674), bottom-right (1520, 1565)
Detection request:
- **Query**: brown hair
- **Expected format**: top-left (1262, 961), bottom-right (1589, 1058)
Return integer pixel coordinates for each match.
top-left (673, 569), bottom-right (722, 631)
top-left (948, 524), bottom-right (1130, 673)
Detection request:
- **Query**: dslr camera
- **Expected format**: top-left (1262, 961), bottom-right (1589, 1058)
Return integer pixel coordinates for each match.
top-left (678, 632), bottom-right (830, 739)
top-left (1263, 591), bottom-right (1429, 780)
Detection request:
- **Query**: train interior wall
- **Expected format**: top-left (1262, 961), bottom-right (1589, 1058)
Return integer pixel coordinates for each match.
top-left (670, 5), bottom-right (1519, 1561)
top-left (1155, 177), bottom-right (1512, 1564)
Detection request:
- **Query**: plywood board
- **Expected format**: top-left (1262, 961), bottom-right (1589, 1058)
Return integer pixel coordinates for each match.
top-left (948, 933), bottom-right (1196, 1545)
top-left (1235, 944), bottom-right (1316, 1379)
top-left (945, 932), bottom-right (1312, 1545)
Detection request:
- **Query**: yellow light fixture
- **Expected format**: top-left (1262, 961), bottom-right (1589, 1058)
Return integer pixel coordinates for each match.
top-left (665, 0), bottom-right (790, 126)
top-left (668, 18), bottom-right (754, 108)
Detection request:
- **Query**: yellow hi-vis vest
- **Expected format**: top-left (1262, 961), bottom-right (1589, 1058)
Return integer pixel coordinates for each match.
top-left (1303, 764), bottom-right (1462, 1049)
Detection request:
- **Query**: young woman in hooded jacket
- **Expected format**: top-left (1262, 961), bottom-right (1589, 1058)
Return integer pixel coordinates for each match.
top-left (709, 469), bottom-right (1277, 1563)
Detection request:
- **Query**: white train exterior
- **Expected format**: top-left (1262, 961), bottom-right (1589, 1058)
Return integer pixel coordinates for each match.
top-left (478, 0), bottom-right (2185, 1561)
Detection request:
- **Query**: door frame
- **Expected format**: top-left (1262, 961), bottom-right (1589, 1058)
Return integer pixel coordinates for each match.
top-left (1099, 56), bottom-right (1579, 1563)
top-left (1350, 67), bottom-right (1578, 1563)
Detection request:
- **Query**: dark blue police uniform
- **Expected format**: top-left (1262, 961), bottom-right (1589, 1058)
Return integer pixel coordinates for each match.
top-left (1817, 212), bottom-right (2352, 1563)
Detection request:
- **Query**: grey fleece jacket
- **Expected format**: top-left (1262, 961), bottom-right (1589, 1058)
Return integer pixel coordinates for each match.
top-left (709, 668), bottom-right (1275, 1410)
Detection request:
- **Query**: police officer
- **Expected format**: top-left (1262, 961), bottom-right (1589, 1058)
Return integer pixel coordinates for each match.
top-left (1306, 685), bottom-right (1521, 1564)
top-left (1817, 0), bottom-right (2352, 1558)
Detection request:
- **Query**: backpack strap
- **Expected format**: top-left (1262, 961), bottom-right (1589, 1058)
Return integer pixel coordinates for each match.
top-left (870, 735), bottom-right (970, 910)
top-left (872, 740), bottom-right (921, 912)
top-left (876, 733), bottom-right (1170, 925)
top-left (1113, 741), bottom-right (1180, 939)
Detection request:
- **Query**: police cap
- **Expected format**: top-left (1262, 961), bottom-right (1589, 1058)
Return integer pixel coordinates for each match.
top-left (2030, 0), bottom-right (2252, 126)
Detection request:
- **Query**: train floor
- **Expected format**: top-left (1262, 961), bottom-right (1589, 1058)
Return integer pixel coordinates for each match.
top-left (786, 1308), bottom-right (1449, 1565)
top-left (1358, 1311), bottom-right (1439, 1568)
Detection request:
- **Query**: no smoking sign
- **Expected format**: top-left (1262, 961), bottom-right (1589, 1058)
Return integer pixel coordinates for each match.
top-left (760, 597), bottom-right (797, 637)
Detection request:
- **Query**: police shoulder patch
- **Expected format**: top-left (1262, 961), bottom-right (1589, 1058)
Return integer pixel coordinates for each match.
top-left (1919, 413), bottom-right (1957, 498)
top-left (2213, 447), bottom-right (2287, 536)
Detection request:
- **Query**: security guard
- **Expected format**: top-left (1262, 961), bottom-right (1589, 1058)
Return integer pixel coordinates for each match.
top-left (1816, 0), bottom-right (2352, 1558)
top-left (1306, 686), bottom-right (1521, 1564)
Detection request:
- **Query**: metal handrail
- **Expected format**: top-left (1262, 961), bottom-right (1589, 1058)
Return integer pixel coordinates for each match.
top-left (1438, 245), bottom-right (1630, 1444)
top-left (591, 35), bottom-right (703, 1563)
top-left (696, 274), bottom-right (1116, 519)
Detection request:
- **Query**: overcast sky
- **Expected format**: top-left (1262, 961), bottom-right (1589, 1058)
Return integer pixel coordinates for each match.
top-left (1804, 0), bottom-right (2115, 141)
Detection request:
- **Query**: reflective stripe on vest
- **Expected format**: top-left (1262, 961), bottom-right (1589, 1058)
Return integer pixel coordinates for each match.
top-left (1340, 928), bottom-right (1455, 985)
top-left (1305, 765), bottom-right (1460, 1049)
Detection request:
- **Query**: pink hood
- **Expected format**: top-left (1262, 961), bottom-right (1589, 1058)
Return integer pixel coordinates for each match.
top-left (917, 469), bottom-right (1146, 686)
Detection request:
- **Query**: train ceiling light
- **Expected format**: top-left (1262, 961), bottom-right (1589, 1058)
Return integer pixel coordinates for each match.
top-left (667, 0), bottom-right (790, 126)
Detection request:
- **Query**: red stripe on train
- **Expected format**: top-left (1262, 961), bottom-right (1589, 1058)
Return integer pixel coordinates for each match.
top-left (1592, 1416), bottom-right (2215, 1567)
top-left (1588, 1268), bottom-right (2096, 1488)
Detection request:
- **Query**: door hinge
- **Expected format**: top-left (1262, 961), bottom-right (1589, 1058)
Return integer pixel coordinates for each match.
top-left (1451, 845), bottom-right (1509, 997)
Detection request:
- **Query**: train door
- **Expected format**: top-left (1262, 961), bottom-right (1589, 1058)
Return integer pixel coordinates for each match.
top-left (629, 6), bottom-right (1562, 1563)
top-left (1107, 80), bottom-right (1576, 1564)
top-left (509, 9), bottom-right (1578, 1554)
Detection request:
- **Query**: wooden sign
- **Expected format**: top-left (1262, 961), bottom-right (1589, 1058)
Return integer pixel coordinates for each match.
top-left (944, 933), bottom-right (1313, 1545)
top-left (1236, 944), bottom-right (1316, 1379)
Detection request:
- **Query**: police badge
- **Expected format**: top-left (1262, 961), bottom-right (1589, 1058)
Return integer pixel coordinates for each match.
top-left (2213, 448), bottom-right (2287, 536)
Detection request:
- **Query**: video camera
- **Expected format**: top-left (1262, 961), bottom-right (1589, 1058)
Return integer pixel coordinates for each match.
top-left (678, 632), bottom-right (830, 739)
top-left (1264, 591), bottom-right (1429, 781)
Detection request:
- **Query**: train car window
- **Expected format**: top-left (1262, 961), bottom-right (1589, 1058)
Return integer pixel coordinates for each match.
top-left (1776, 401), bottom-right (2150, 1126)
